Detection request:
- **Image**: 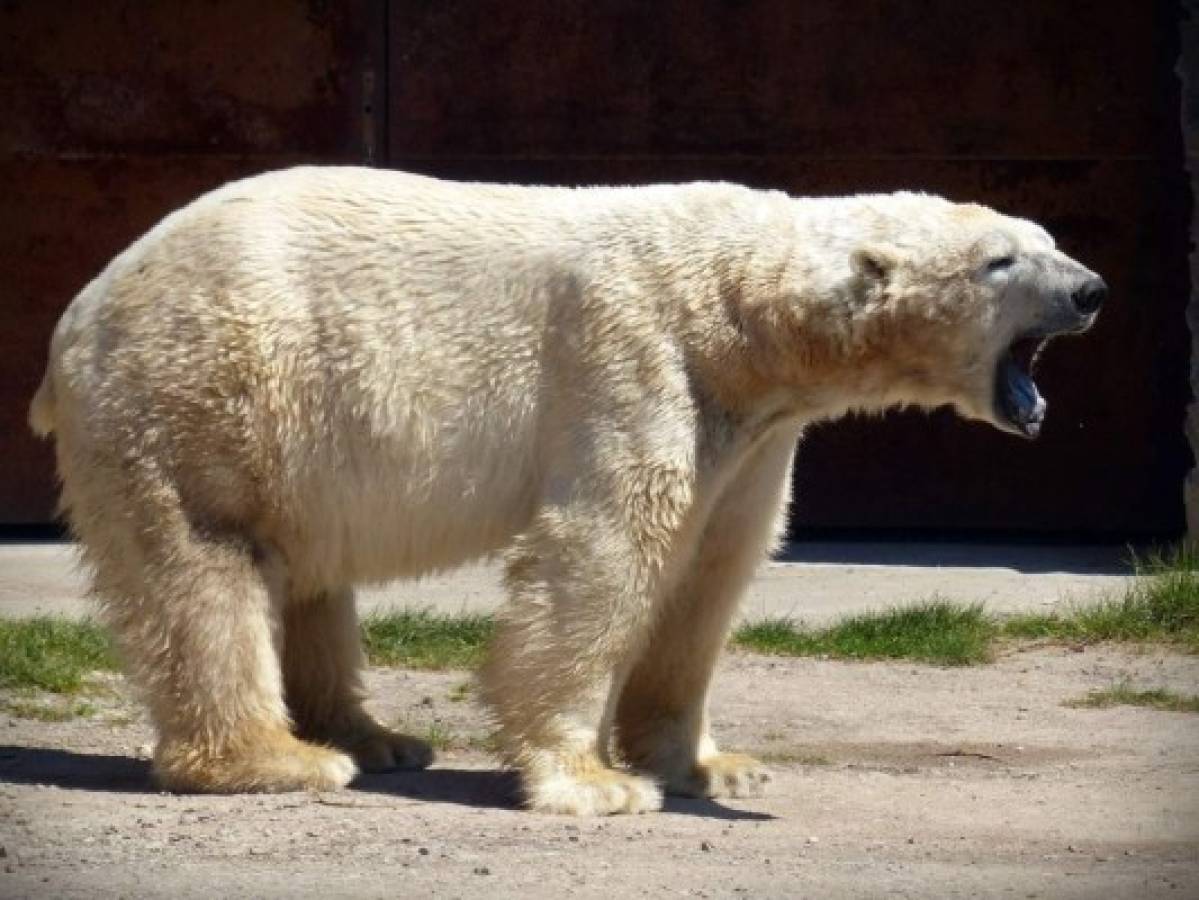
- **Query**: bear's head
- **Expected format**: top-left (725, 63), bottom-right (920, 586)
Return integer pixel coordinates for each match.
top-left (835, 195), bottom-right (1104, 438)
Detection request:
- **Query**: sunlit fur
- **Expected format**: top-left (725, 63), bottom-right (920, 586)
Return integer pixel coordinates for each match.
top-left (29, 168), bottom-right (1097, 811)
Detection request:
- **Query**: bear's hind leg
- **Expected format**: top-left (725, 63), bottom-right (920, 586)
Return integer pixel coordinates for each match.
top-left (90, 524), bottom-right (356, 793)
top-left (282, 588), bottom-right (433, 772)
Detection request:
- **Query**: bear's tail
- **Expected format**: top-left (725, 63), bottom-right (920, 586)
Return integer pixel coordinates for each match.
top-left (29, 371), bottom-right (56, 438)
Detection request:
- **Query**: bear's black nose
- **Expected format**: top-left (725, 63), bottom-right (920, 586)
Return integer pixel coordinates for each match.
top-left (1071, 277), bottom-right (1107, 315)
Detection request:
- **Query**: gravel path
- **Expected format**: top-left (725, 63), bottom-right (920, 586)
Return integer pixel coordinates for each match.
top-left (2, 645), bottom-right (1197, 898)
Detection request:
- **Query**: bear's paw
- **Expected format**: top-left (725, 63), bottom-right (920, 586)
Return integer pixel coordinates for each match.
top-left (525, 767), bottom-right (663, 816)
top-left (668, 752), bottom-right (771, 799)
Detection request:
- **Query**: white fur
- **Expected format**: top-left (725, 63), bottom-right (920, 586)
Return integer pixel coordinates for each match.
top-left (29, 167), bottom-right (1097, 811)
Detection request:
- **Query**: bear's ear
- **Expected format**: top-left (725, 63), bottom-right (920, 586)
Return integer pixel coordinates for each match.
top-left (850, 243), bottom-right (900, 283)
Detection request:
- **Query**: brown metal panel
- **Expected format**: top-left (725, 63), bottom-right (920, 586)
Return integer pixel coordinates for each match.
top-left (0, 1), bottom-right (385, 524)
top-left (4, 1), bottom-right (1187, 538)
top-left (388, 0), bottom-right (1174, 161)
top-left (0, 0), bottom-right (377, 158)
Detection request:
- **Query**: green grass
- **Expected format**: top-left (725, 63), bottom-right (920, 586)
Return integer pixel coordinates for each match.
top-left (732, 599), bottom-right (995, 666)
top-left (0, 617), bottom-right (118, 693)
top-left (362, 610), bottom-right (494, 670)
top-left (2, 547), bottom-right (1197, 694)
top-left (0, 609), bottom-right (494, 694)
top-left (1065, 680), bottom-right (1199, 713)
top-left (738, 547), bottom-right (1199, 665)
top-left (2, 697), bottom-right (99, 721)
top-left (412, 720), bottom-right (458, 751)
top-left (755, 744), bottom-right (832, 766)
top-left (999, 549), bottom-right (1199, 650)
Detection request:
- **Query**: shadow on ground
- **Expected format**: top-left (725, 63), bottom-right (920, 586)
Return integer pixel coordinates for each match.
top-left (0, 747), bottom-right (774, 820)
top-left (0, 746), bottom-right (150, 792)
top-left (356, 767), bottom-right (775, 820)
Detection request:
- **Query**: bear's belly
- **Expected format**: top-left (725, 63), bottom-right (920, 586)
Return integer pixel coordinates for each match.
top-left (275, 417), bottom-right (543, 589)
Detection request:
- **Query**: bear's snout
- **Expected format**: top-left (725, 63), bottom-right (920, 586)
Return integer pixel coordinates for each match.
top-left (1070, 276), bottom-right (1107, 316)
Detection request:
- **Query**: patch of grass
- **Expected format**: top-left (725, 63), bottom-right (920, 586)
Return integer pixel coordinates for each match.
top-left (2, 545), bottom-right (1195, 695)
top-left (362, 610), bottom-right (493, 670)
top-left (740, 547), bottom-right (1199, 666)
top-left (466, 732), bottom-right (500, 754)
top-left (756, 748), bottom-right (832, 766)
top-left (100, 710), bottom-right (142, 728)
top-left (1001, 548), bottom-right (1199, 650)
top-left (0, 617), bottom-right (118, 693)
top-left (393, 716), bottom-right (469, 751)
top-left (419, 721), bottom-right (457, 751)
top-left (732, 600), bottom-right (995, 666)
top-left (2, 697), bottom-right (99, 721)
top-left (995, 612), bottom-right (1073, 641)
top-left (1065, 680), bottom-right (1199, 713)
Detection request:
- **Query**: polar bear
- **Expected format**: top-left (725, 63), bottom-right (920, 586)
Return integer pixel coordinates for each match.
top-left (30, 167), bottom-right (1104, 814)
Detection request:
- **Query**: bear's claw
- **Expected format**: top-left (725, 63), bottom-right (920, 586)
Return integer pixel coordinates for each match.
top-left (345, 729), bottom-right (435, 773)
top-left (667, 752), bottom-right (772, 799)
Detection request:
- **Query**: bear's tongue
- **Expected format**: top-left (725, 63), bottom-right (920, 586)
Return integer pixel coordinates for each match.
top-left (996, 342), bottom-right (1046, 438)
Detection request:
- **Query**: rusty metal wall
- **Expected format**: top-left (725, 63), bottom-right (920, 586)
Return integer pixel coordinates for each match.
top-left (385, 0), bottom-right (1191, 538)
top-left (2, 1), bottom-right (1190, 538)
top-left (0, 0), bottom-right (384, 524)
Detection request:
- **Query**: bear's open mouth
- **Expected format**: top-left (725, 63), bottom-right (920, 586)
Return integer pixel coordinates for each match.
top-left (994, 334), bottom-right (1049, 438)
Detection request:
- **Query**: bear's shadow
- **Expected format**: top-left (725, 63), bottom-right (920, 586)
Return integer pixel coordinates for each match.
top-left (0, 747), bottom-right (774, 821)
top-left (356, 768), bottom-right (775, 820)
top-left (0, 745), bottom-right (151, 793)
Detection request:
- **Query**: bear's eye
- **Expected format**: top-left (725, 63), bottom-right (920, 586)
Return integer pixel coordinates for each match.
top-left (986, 255), bottom-right (1016, 273)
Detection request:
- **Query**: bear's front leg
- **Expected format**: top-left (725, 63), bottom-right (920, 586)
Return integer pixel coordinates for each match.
top-left (479, 462), bottom-right (695, 815)
top-left (616, 427), bottom-right (797, 799)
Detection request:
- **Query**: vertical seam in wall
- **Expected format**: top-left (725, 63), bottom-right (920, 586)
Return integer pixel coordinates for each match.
top-left (359, 0), bottom-right (389, 166)
top-left (380, 0), bottom-right (391, 167)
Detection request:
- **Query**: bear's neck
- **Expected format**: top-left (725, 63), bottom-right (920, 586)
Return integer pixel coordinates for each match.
top-left (656, 193), bottom-right (894, 428)
top-left (584, 187), bottom-right (934, 434)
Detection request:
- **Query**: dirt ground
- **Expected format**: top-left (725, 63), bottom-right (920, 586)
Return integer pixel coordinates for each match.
top-left (2, 645), bottom-right (1197, 899)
